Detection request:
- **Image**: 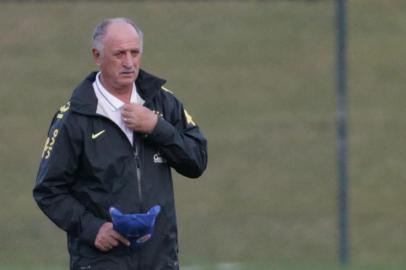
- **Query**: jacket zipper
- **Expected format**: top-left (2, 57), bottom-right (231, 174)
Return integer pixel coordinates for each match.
top-left (134, 136), bottom-right (143, 205)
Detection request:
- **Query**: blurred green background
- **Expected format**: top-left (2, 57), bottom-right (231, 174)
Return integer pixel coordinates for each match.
top-left (1, 0), bottom-right (405, 269)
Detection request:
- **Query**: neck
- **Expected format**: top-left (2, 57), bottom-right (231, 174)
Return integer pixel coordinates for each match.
top-left (100, 74), bottom-right (132, 103)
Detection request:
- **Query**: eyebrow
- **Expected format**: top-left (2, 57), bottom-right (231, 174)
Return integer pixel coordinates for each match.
top-left (113, 47), bottom-right (140, 53)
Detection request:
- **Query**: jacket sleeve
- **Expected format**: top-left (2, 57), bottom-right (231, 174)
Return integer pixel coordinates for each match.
top-left (147, 92), bottom-right (208, 178)
top-left (33, 111), bottom-right (105, 245)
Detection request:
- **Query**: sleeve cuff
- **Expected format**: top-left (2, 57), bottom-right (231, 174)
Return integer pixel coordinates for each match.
top-left (79, 216), bottom-right (106, 245)
top-left (147, 117), bottom-right (177, 145)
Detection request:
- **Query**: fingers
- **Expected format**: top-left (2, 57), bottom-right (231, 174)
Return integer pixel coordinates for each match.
top-left (96, 241), bottom-right (114, 252)
top-left (113, 230), bottom-right (131, 247)
top-left (95, 237), bottom-right (113, 252)
top-left (94, 222), bottom-right (130, 252)
top-left (121, 110), bottom-right (132, 122)
top-left (121, 104), bottom-right (157, 133)
top-left (121, 104), bottom-right (139, 125)
top-left (122, 103), bottom-right (141, 112)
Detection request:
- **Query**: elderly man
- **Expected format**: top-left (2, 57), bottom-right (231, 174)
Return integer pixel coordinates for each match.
top-left (33, 18), bottom-right (207, 270)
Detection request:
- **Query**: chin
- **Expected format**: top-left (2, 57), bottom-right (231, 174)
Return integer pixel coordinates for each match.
top-left (116, 79), bottom-right (135, 89)
top-left (119, 76), bottom-right (135, 83)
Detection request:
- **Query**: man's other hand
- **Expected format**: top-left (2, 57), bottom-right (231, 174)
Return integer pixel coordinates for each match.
top-left (122, 103), bottom-right (158, 134)
top-left (94, 222), bottom-right (130, 252)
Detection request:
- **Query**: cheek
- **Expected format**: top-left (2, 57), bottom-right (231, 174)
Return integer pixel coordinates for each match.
top-left (109, 61), bottom-right (123, 73)
top-left (134, 56), bottom-right (141, 65)
top-left (100, 59), bottom-right (116, 71)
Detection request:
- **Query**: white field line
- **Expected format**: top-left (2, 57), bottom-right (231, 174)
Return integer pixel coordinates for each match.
top-left (183, 262), bottom-right (242, 270)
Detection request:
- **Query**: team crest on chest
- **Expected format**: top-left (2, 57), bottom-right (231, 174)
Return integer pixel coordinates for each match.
top-left (153, 152), bottom-right (167, 164)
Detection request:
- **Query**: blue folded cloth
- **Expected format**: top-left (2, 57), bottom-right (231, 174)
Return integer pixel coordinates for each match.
top-left (109, 205), bottom-right (161, 248)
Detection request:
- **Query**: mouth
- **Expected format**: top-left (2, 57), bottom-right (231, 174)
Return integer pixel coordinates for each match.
top-left (120, 70), bottom-right (135, 76)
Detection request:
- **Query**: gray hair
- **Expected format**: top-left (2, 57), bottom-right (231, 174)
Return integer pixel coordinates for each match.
top-left (92, 17), bottom-right (144, 53)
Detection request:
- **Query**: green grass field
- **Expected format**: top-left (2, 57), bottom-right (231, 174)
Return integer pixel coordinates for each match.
top-left (1, 262), bottom-right (406, 270)
top-left (1, 0), bottom-right (406, 269)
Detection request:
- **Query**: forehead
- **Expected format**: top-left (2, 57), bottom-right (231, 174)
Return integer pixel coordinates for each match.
top-left (103, 22), bottom-right (141, 50)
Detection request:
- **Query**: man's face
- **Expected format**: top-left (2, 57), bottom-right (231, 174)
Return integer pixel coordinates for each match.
top-left (93, 22), bottom-right (142, 92)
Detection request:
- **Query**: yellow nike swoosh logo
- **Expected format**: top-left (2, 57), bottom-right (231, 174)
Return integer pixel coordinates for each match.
top-left (91, 130), bottom-right (106, 139)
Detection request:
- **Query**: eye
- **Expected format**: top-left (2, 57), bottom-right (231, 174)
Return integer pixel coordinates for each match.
top-left (131, 50), bottom-right (140, 57)
top-left (114, 51), bottom-right (125, 58)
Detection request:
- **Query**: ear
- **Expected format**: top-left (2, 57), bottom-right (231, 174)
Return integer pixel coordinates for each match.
top-left (92, 48), bottom-right (101, 66)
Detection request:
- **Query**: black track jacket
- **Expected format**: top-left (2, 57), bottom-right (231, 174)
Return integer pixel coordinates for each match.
top-left (33, 70), bottom-right (208, 269)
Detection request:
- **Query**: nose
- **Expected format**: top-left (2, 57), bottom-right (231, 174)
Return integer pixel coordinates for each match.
top-left (122, 52), bottom-right (133, 68)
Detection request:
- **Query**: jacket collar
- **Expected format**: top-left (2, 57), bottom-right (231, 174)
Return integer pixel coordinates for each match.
top-left (70, 69), bottom-right (166, 115)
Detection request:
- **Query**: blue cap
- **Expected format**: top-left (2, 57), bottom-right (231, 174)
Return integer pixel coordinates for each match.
top-left (109, 205), bottom-right (161, 248)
